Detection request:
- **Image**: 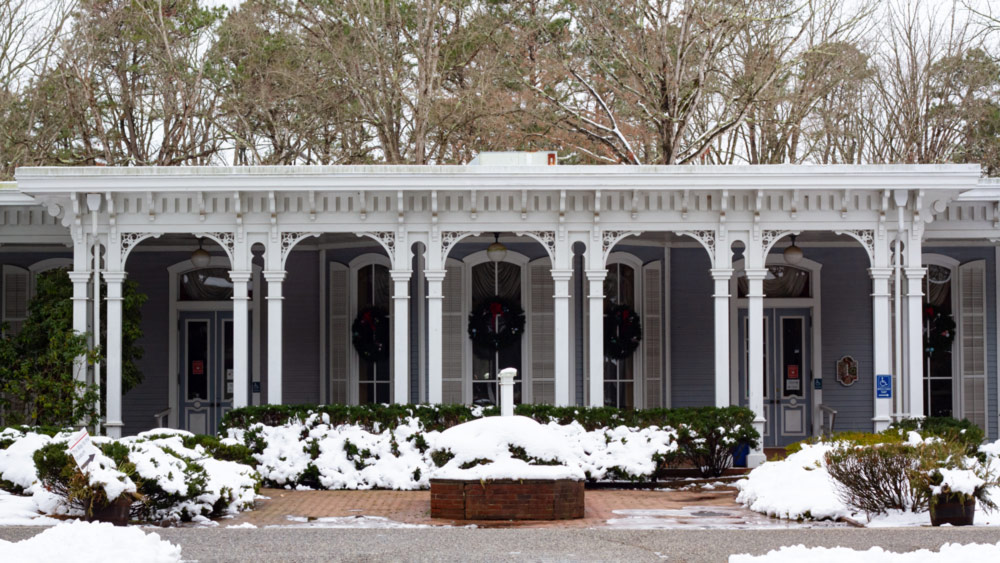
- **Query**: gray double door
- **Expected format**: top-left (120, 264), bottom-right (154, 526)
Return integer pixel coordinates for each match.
top-left (738, 308), bottom-right (812, 447)
top-left (179, 311), bottom-right (246, 435)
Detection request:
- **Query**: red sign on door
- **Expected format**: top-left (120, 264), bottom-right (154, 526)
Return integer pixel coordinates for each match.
top-left (192, 360), bottom-right (204, 375)
top-left (787, 365), bottom-right (799, 379)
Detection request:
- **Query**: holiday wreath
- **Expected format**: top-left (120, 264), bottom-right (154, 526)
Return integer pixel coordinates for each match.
top-left (352, 306), bottom-right (390, 362)
top-left (924, 305), bottom-right (956, 356)
top-left (604, 304), bottom-right (642, 360)
top-left (468, 296), bottom-right (525, 357)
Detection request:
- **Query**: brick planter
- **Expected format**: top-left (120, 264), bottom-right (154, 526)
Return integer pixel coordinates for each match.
top-left (430, 478), bottom-right (584, 520)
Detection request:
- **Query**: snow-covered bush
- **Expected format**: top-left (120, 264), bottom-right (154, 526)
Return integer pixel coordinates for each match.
top-left (33, 441), bottom-right (139, 519)
top-left (223, 403), bottom-right (757, 483)
top-left (2, 428), bottom-right (259, 524)
top-left (737, 432), bottom-right (1000, 524)
top-left (824, 441), bottom-right (930, 515)
top-left (231, 412), bottom-right (680, 488)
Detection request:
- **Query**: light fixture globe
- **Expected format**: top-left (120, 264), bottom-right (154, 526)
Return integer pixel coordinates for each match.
top-left (191, 238), bottom-right (211, 268)
top-left (487, 232), bottom-right (507, 263)
top-left (783, 235), bottom-right (803, 264)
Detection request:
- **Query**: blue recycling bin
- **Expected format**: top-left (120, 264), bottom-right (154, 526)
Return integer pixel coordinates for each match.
top-left (732, 443), bottom-right (750, 468)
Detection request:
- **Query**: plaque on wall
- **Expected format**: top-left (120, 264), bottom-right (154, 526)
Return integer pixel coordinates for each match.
top-left (836, 356), bottom-right (859, 386)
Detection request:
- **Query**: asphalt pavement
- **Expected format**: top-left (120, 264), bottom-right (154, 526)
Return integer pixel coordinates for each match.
top-left (4, 525), bottom-right (1000, 562)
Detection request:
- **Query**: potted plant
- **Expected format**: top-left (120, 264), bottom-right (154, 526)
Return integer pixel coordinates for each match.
top-left (918, 464), bottom-right (998, 526)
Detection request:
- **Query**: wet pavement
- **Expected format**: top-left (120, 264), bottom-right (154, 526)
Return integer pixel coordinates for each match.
top-left (222, 483), bottom-right (847, 530)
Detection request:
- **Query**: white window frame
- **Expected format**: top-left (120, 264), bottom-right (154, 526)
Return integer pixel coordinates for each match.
top-left (462, 249), bottom-right (530, 405)
top-left (348, 253), bottom-right (393, 405)
top-left (605, 252), bottom-right (645, 409)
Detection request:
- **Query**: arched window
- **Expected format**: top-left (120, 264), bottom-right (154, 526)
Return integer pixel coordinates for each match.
top-left (604, 257), bottom-right (639, 409)
top-left (178, 268), bottom-right (252, 301)
top-left (470, 260), bottom-right (523, 406)
top-left (2, 265), bottom-right (29, 337)
top-left (355, 261), bottom-right (391, 404)
top-left (737, 265), bottom-right (811, 298)
top-left (922, 262), bottom-right (955, 418)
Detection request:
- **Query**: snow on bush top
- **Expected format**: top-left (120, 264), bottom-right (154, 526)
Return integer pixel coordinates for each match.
top-left (430, 416), bottom-right (585, 481)
top-left (234, 412), bottom-right (680, 489)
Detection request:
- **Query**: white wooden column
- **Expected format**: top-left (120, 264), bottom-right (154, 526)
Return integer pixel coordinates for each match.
top-left (711, 268), bottom-right (733, 407)
top-left (264, 270), bottom-right (285, 405)
top-left (391, 269), bottom-right (411, 403)
top-left (229, 270), bottom-right (252, 408)
top-left (586, 269), bottom-right (606, 407)
top-left (425, 269), bottom-right (445, 403)
top-left (870, 267), bottom-right (893, 430)
top-left (552, 269), bottom-right (573, 406)
top-left (904, 266), bottom-right (926, 418)
top-left (745, 267), bottom-right (768, 467)
top-left (69, 231), bottom-right (90, 394)
top-left (103, 270), bottom-right (126, 438)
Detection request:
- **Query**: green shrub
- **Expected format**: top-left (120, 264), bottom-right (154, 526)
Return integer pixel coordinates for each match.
top-left (32, 442), bottom-right (137, 519)
top-left (891, 417), bottom-right (985, 456)
top-left (223, 403), bottom-right (760, 481)
top-left (786, 430), bottom-right (905, 456)
top-left (825, 442), bottom-right (925, 516)
top-left (672, 406), bottom-right (759, 477)
top-left (180, 434), bottom-right (255, 466)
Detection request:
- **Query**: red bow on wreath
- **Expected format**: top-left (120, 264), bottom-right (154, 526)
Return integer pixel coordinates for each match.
top-left (489, 301), bottom-right (503, 327)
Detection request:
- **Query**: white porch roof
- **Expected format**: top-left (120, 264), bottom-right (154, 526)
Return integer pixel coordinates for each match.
top-left (11, 163), bottom-right (983, 194)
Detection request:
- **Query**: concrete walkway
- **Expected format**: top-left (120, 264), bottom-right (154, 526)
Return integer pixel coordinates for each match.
top-left (223, 484), bottom-right (836, 530)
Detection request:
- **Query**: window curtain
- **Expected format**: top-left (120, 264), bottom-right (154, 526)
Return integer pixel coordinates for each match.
top-left (180, 269), bottom-right (233, 301)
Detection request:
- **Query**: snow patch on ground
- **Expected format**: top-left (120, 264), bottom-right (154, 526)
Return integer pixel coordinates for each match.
top-left (0, 520), bottom-right (182, 562)
top-left (735, 444), bottom-right (848, 521)
top-left (730, 542), bottom-right (1000, 562)
top-left (0, 490), bottom-right (62, 526)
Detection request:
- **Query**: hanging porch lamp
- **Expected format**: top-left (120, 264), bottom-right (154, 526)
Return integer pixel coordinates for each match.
top-left (783, 234), bottom-right (803, 264)
top-left (487, 232), bottom-right (507, 263)
top-left (191, 237), bottom-right (211, 268)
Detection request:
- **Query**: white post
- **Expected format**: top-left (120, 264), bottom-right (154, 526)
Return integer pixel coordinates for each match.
top-left (69, 264), bottom-right (90, 393)
top-left (904, 266), bottom-right (926, 418)
top-left (86, 194), bottom-right (102, 431)
top-left (498, 367), bottom-right (517, 417)
top-left (711, 268), bottom-right (733, 407)
top-left (264, 270), bottom-right (285, 405)
top-left (425, 269), bottom-right (445, 404)
top-left (391, 269), bottom-right (411, 404)
top-left (230, 270), bottom-right (252, 408)
top-left (745, 268), bottom-right (768, 467)
top-left (871, 267), bottom-right (893, 431)
top-left (103, 271), bottom-right (126, 439)
top-left (552, 269), bottom-right (573, 406)
top-left (586, 269), bottom-right (607, 407)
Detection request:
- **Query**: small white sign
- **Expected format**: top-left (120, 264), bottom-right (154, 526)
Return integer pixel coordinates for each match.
top-left (67, 429), bottom-right (98, 471)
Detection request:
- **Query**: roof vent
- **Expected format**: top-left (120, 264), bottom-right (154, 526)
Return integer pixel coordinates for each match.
top-left (468, 151), bottom-right (557, 166)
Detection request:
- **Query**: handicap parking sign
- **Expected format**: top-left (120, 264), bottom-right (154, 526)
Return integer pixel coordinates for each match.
top-left (876, 374), bottom-right (892, 399)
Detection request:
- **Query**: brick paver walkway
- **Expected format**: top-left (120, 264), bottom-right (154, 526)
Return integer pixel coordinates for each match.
top-left (225, 485), bottom-right (747, 529)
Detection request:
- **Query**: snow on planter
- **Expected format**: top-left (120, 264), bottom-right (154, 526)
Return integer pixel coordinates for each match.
top-left (430, 416), bottom-right (585, 480)
top-left (0, 520), bottom-right (182, 563)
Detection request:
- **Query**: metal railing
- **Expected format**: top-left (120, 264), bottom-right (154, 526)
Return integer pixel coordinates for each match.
top-left (818, 404), bottom-right (838, 436)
